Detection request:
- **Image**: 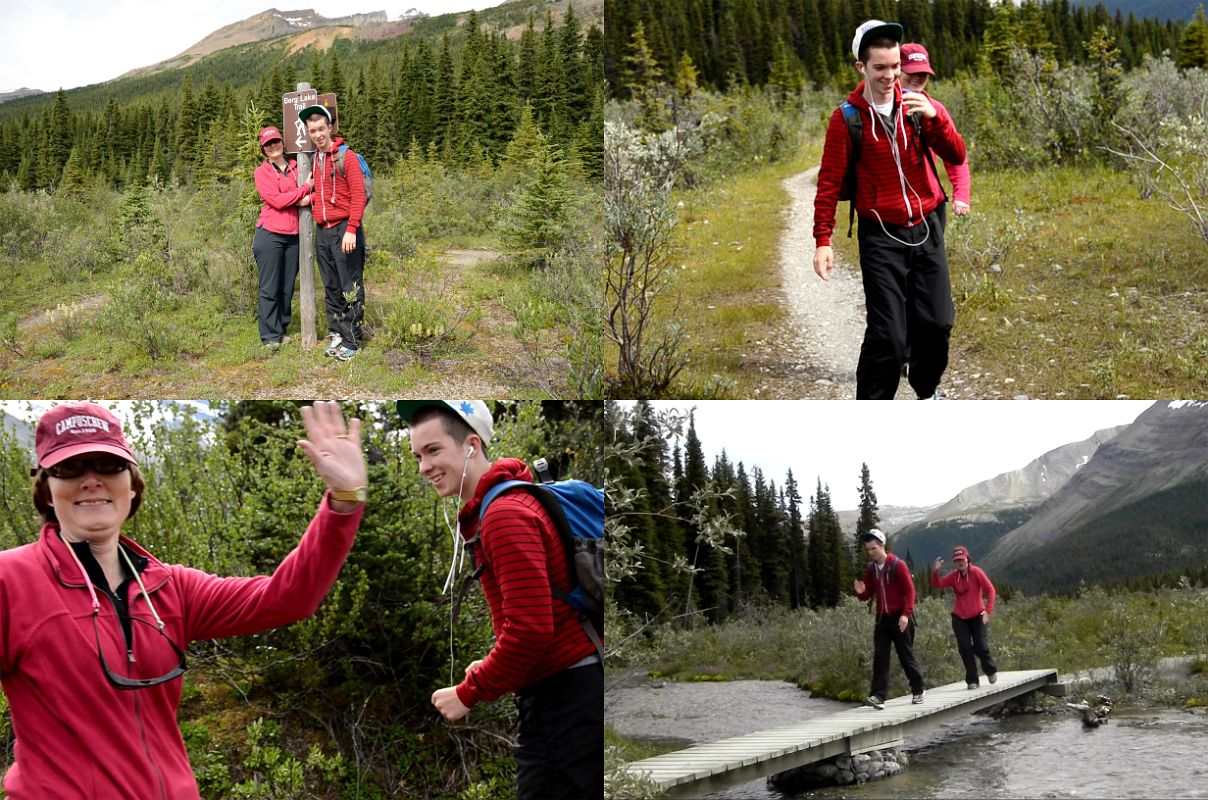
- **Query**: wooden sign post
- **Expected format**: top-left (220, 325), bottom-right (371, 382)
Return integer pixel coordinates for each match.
top-left (283, 85), bottom-right (318, 349)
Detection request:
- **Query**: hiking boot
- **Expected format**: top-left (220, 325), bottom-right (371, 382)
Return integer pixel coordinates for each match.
top-left (264, 341), bottom-right (280, 353)
top-left (864, 696), bottom-right (885, 710)
top-left (334, 345), bottom-right (358, 361)
top-left (912, 690), bottom-right (925, 704)
top-left (324, 333), bottom-right (342, 357)
top-left (988, 672), bottom-right (998, 684)
top-left (280, 335), bottom-right (291, 345)
top-left (967, 682), bottom-right (979, 690)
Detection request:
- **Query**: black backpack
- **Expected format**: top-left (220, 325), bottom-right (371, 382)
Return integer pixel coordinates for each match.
top-left (836, 99), bottom-right (946, 238)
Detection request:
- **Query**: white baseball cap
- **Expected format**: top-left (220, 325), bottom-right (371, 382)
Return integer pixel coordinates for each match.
top-left (852, 19), bottom-right (904, 61)
top-left (396, 400), bottom-right (494, 444)
top-left (863, 528), bottom-right (887, 545)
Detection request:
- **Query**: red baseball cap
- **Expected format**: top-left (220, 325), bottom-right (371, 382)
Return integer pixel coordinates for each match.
top-left (952, 545), bottom-right (970, 560)
top-left (258, 126), bottom-right (283, 148)
top-left (901, 43), bottom-right (935, 76)
top-left (34, 402), bottom-right (137, 470)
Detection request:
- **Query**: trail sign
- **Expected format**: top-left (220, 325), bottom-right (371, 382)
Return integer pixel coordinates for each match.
top-left (282, 88), bottom-right (318, 153)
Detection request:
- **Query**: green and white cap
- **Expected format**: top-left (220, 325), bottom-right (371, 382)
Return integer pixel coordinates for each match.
top-left (396, 400), bottom-right (494, 444)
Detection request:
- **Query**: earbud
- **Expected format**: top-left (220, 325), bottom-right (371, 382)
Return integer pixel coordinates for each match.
top-left (858, 66), bottom-right (865, 75)
top-left (466, 446), bottom-right (475, 458)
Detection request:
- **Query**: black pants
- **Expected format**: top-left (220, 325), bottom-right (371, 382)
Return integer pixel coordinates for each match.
top-left (315, 220), bottom-right (365, 349)
top-left (951, 613), bottom-right (997, 685)
top-left (515, 661), bottom-right (603, 800)
top-left (251, 227), bottom-right (298, 344)
top-left (871, 612), bottom-right (925, 699)
top-left (856, 206), bottom-right (954, 399)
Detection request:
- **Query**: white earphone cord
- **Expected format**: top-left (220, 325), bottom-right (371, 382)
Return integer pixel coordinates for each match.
top-left (442, 449), bottom-right (474, 684)
top-left (863, 80), bottom-right (931, 249)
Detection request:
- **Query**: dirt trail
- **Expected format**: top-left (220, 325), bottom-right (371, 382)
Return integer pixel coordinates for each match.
top-left (770, 168), bottom-right (975, 399)
top-left (776, 167), bottom-right (866, 399)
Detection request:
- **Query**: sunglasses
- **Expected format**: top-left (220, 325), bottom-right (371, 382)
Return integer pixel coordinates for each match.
top-left (93, 614), bottom-right (187, 689)
top-left (45, 456), bottom-right (130, 480)
top-left (66, 539), bottom-right (187, 689)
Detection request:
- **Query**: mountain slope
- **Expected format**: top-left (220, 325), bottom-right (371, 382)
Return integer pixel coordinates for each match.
top-left (888, 425), bottom-right (1124, 563)
top-left (983, 401), bottom-right (1208, 591)
top-left (0, 88), bottom-right (44, 105)
top-left (120, 8), bottom-right (410, 79)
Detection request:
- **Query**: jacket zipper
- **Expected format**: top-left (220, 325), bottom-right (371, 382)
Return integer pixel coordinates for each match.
top-left (102, 586), bottom-right (169, 800)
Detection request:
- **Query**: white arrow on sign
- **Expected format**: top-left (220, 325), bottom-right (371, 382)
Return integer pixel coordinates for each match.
top-left (294, 117), bottom-right (308, 149)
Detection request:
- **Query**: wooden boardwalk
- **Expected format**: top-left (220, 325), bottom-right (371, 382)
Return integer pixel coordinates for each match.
top-left (617, 668), bottom-right (1061, 798)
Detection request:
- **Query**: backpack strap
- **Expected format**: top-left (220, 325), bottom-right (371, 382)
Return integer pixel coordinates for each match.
top-left (840, 101), bottom-right (862, 239)
top-left (481, 481), bottom-right (605, 661)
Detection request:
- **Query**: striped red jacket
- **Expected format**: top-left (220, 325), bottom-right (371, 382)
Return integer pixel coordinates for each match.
top-left (454, 458), bottom-right (597, 708)
top-left (813, 80), bottom-right (967, 247)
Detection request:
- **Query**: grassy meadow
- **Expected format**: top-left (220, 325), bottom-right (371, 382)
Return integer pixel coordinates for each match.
top-left (0, 158), bottom-right (601, 398)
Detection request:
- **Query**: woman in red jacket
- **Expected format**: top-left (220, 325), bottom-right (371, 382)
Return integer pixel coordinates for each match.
top-left (931, 545), bottom-right (999, 689)
top-left (0, 401), bottom-right (367, 799)
top-left (252, 126), bottom-right (313, 351)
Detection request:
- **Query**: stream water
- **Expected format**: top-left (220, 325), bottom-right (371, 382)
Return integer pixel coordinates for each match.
top-left (607, 675), bottom-right (1208, 799)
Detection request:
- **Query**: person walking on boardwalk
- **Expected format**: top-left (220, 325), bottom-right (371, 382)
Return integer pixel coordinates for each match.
top-left (854, 529), bottom-right (925, 708)
top-left (931, 545), bottom-right (999, 689)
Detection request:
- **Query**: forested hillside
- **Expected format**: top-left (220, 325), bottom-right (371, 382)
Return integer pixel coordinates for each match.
top-left (0, 2), bottom-right (603, 191)
top-left (605, 0), bottom-right (1202, 93)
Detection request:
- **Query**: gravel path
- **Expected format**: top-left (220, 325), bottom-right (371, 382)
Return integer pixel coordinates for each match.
top-left (779, 167), bottom-right (866, 399)
top-left (777, 168), bottom-right (982, 399)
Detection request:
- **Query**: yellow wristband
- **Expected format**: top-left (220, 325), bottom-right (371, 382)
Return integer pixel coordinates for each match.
top-left (330, 486), bottom-right (367, 502)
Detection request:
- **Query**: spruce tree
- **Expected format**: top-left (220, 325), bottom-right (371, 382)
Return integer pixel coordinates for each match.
top-left (1177, 4), bottom-right (1208, 69)
top-left (59, 145), bottom-right (87, 197)
top-left (48, 89), bottom-right (72, 186)
top-left (784, 470), bottom-right (810, 610)
top-left (856, 463), bottom-right (880, 537)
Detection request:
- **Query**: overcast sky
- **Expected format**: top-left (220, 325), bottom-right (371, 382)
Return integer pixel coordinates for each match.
top-left (1, 1), bottom-right (509, 92)
top-left (632, 401), bottom-right (1155, 510)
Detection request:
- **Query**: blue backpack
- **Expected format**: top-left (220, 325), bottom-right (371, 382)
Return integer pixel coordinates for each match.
top-left (335, 144), bottom-right (373, 206)
top-left (479, 464), bottom-right (605, 660)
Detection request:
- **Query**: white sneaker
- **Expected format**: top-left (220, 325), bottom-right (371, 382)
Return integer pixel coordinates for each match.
top-left (324, 333), bottom-right (342, 357)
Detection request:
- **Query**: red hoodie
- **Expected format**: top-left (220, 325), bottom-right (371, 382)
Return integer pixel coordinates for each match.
top-left (254, 157), bottom-right (312, 235)
top-left (856, 554), bottom-right (917, 618)
top-left (931, 564), bottom-right (996, 619)
top-left (311, 137), bottom-right (366, 233)
top-left (813, 80), bottom-right (967, 247)
top-left (0, 496), bottom-right (362, 800)
top-left (454, 458), bottom-right (598, 709)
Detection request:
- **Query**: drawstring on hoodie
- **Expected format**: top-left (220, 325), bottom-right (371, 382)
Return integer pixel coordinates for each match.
top-left (862, 81), bottom-right (931, 249)
top-left (315, 150), bottom-right (339, 224)
top-left (440, 452), bottom-right (474, 684)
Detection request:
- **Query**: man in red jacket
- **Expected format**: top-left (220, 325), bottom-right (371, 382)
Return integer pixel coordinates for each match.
top-left (813, 20), bottom-right (967, 399)
top-left (931, 545), bottom-right (999, 689)
top-left (854, 529), bottom-right (925, 708)
top-left (301, 105), bottom-right (367, 361)
top-left (398, 400), bottom-right (603, 800)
